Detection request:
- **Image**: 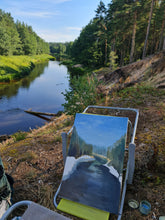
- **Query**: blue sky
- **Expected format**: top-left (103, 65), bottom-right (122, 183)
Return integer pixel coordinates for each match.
top-left (74, 113), bottom-right (128, 148)
top-left (1, 0), bottom-right (111, 43)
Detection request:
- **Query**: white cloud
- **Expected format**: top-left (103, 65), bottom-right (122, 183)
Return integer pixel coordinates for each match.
top-left (40, 32), bottom-right (74, 42)
top-left (37, 29), bottom-right (79, 42)
top-left (67, 27), bottom-right (82, 31)
top-left (13, 10), bottom-right (58, 18)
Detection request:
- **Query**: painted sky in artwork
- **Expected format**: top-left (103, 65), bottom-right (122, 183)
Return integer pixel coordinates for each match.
top-left (74, 113), bottom-right (128, 148)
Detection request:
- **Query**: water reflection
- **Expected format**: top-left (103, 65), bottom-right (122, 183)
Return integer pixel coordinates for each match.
top-left (0, 62), bottom-right (48, 99)
top-left (0, 61), bottom-right (69, 135)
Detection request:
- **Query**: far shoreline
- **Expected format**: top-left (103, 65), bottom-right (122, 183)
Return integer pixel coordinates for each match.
top-left (0, 54), bottom-right (55, 83)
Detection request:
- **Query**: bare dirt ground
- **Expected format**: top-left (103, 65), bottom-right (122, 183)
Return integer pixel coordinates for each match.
top-left (0, 53), bottom-right (165, 219)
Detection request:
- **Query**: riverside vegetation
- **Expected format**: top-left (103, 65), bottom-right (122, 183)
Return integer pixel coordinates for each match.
top-left (0, 52), bottom-right (165, 220)
top-left (0, 0), bottom-right (165, 219)
top-left (0, 54), bottom-right (54, 82)
top-left (0, 8), bottom-right (52, 82)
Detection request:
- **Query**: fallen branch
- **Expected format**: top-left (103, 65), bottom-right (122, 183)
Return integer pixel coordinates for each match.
top-left (24, 110), bottom-right (63, 121)
top-left (25, 110), bottom-right (57, 117)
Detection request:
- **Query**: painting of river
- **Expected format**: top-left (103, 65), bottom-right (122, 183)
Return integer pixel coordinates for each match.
top-left (59, 113), bottom-right (128, 214)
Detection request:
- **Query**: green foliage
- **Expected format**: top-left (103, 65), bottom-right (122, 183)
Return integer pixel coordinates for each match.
top-left (118, 84), bottom-right (165, 99)
top-left (68, 67), bottom-right (85, 78)
top-left (109, 51), bottom-right (118, 71)
top-left (12, 131), bottom-right (27, 141)
top-left (49, 42), bottom-right (70, 60)
top-left (69, 0), bottom-right (165, 67)
top-left (60, 60), bottom-right (74, 67)
top-left (0, 54), bottom-right (53, 82)
top-left (115, 84), bottom-right (165, 107)
top-left (63, 119), bottom-right (73, 127)
top-left (0, 9), bottom-right (49, 56)
top-left (70, 20), bottom-right (104, 67)
top-left (54, 135), bottom-right (62, 143)
top-left (62, 75), bottom-right (99, 115)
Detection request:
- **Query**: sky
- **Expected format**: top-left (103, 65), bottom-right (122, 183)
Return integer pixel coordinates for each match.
top-left (74, 113), bottom-right (128, 148)
top-left (1, 0), bottom-right (111, 43)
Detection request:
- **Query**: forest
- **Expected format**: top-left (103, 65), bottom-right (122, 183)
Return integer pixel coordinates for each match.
top-left (0, 9), bottom-right (49, 56)
top-left (1, 0), bottom-right (165, 68)
top-left (57, 0), bottom-right (165, 68)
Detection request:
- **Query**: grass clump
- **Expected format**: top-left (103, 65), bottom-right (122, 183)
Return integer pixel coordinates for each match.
top-left (54, 135), bottom-right (62, 143)
top-left (21, 151), bottom-right (37, 162)
top-left (12, 131), bottom-right (27, 141)
top-left (115, 84), bottom-right (165, 107)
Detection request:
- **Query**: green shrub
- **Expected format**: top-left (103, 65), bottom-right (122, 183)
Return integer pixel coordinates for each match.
top-left (12, 131), bottom-right (27, 141)
top-left (62, 75), bottom-right (100, 115)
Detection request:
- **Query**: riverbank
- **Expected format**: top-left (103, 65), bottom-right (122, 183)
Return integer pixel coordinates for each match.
top-left (0, 60), bottom-right (69, 136)
top-left (0, 53), bottom-right (165, 219)
top-left (0, 84), bottom-right (165, 219)
top-left (0, 54), bottom-right (55, 82)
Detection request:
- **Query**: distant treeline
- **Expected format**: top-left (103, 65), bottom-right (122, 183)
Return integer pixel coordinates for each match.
top-left (55, 0), bottom-right (165, 68)
top-left (0, 9), bottom-right (49, 56)
top-left (49, 42), bottom-right (72, 60)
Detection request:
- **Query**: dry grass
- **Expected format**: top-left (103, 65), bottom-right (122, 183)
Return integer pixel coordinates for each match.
top-left (0, 87), bottom-right (165, 219)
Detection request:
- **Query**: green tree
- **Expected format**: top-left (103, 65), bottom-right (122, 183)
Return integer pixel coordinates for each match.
top-left (0, 26), bottom-right (10, 55)
top-left (71, 20), bottom-right (103, 66)
top-left (142, 0), bottom-right (155, 58)
top-left (68, 0), bottom-right (165, 67)
top-left (158, 1), bottom-right (165, 51)
top-left (129, 0), bottom-right (141, 63)
top-left (0, 10), bottom-right (22, 55)
top-left (109, 51), bottom-right (118, 71)
top-left (95, 1), bottom-right (108, 65)
top-left (62, 75), bottom-right (99, 115)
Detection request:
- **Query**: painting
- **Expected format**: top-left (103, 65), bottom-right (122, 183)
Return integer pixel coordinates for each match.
top-left (59, 113), bottom-right (128, 214)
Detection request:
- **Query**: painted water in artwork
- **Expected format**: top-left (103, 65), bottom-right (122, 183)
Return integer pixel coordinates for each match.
top-left (59, 113), bottom-right (128, 214)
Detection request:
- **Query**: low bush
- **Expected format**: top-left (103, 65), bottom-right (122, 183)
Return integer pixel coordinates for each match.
top-left (12, 131), bottom-right (27, 141)
top-left (62, 74), bottom-right (100, 115)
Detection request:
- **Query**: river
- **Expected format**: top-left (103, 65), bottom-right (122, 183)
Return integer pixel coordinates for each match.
top-left (0, 61), bottom-right (70, 135)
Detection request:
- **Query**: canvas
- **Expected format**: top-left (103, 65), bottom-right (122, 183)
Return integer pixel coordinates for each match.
top-left (59, 113), bottom-right (128, 214)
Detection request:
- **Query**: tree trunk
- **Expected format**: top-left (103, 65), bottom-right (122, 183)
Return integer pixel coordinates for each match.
top-left (130, 10), bottom-right (137, 63)
top-left (159, 9), bottom-right (165, 51)
top-left (142, 0), bottom-right (154, 59)
top-left (111, 38), bottom-right (115, 51)
top-left (163, 37), bottom-right (165, 50)
top-left (104, 38), bottom-right (108, 65)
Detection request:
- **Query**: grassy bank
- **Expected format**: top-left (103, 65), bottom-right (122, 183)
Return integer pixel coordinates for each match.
top-left (0, 54), bottom-right (55, 82)
top-left (0, 53), bottom-right (165, 219)
top-left (0, 83), bottom-right (165, 219)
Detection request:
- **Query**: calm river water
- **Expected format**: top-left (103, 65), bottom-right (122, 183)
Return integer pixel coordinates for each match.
top-left (0, 61), bottom-right (70, 135)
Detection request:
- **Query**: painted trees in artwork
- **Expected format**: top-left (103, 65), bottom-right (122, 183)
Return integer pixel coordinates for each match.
top-left (68, 126), bottom-right (93, 158)
top-left (107, 135), bottom-right (126, 174)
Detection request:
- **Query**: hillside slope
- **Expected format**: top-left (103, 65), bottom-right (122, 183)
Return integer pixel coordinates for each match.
top-left (0, 53), bottom-right (165, 219)
top-left (96, 51), bottom-right (165, 94)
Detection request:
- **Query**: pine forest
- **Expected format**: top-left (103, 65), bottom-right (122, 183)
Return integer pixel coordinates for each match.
top-left (64, 0), bottom-right (165, 67)
top-left (0, 9), bottom-right (49, 56)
